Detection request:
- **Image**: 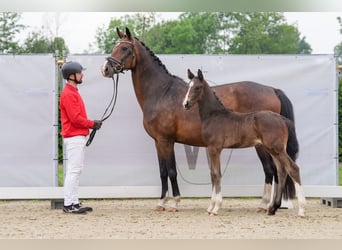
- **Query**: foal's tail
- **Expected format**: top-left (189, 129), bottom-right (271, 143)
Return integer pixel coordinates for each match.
top-left (274, 88), bottom-right (299, 200)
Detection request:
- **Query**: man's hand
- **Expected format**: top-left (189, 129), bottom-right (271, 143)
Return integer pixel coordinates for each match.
top-left (93, 120), bottom-right (102, 130)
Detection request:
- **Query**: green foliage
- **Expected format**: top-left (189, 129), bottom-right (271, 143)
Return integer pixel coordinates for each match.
top-left (95, 13), bottom-right (157, 53)
top-left (96, 12), bottom-right (312, 55)
top-left (22, 30), bottom-right (69, 55)
top-left (227, 13), bottom-right (312, 54)
top-left (336, 16), bottom-right (342, 161)
top-left (0, 12), bottom-right (69, 55)
top-left (334, 17), bottom-right (342, 65)
top-left (144, 13), bottom-right (222, 54)
top-left (22, 31), bottom-right (51, 53)
top-left (58, 164), bottom-right (64, 187)
top-left (335, 42), bottom-right (342, 65)
top-left (339, 76), bottom-right (342, 160)
top-left (0, 12), bottom-right (25, 53)
top-left (144, 19), bottom-right (207, 54)
top-left (51, 37), bottom-right (69, 55)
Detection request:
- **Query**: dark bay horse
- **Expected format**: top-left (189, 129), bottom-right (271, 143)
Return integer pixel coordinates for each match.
top-left (183, 69), bottom-right (306, 216)
top-left (101, 27), bottom-right (298, 212)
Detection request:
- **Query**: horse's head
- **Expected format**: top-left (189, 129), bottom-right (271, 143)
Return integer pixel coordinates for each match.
top-left (101, 27), bottom-right (136, 78)
top-left (183, 69), bottom-right (205, 110)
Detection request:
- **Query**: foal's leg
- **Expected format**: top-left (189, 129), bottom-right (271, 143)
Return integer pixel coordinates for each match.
top-left (255, 146), bottom-right (276, 212)
top-left (270, 153), bottom-right (306, 217)
top-left (155, 140), bottom-right (181, 212)
top-left (267, 161), bottom-right (285, 216)
top-left (281, 154), bottom-right (306, 217)
top-left (207, 146), bottom-right (223, 216)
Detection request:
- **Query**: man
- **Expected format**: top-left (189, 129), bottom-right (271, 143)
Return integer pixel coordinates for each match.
top-left (60, 61), bottom-right (102, 214)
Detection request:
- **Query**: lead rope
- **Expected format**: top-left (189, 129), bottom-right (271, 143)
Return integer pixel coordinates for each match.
top-left (176, 149), bottom-right (233, 185)
top-left (86, 74), bottom-right (119, 147)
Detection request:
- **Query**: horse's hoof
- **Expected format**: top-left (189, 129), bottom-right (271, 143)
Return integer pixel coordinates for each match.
top-left (257, 207), bottom-right (267, 213)
top-left (168, 207), bottom-right (178, 212)
top-left (209, 212), bottom-right (218, 216)
top-left (155, 205), bottom-right (166, 211)
top-left (267, 210), bottom-right (276, 216)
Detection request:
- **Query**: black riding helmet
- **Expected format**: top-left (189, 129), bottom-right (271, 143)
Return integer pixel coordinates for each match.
top-left (61, 61), bottom-right (85, 82)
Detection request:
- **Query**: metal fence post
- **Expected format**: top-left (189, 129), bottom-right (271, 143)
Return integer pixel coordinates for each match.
top-left (53, 51), bottom-right (60, 186)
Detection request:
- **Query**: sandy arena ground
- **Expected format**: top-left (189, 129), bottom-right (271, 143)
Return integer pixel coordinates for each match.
top-left (0, 198), bottom-right (341, 239)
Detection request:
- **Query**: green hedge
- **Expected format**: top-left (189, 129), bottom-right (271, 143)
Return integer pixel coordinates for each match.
top-left (339, 75), bottom-right (342, 160)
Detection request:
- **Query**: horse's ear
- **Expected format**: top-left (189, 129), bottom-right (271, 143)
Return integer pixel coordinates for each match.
top-left (198, 69), bottom-right (203, 81)
top-left (116, 27), bottom-right (124, 38)
top-left (126, 27), bottom-right (132, 39)
top-left (187, 69), bottom-right (194, 80)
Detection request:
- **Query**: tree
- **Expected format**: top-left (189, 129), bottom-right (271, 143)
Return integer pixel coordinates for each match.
top-left (339, 75), bottom-right (342, 160)
top-left (51, 37), bottom-right (69, 54)
top-left (144, 13), bottom-right (221, 54)
top-left (335, 16), bottom-right (342, 160)
top-left (95, 12), bottom-right (312, 55)
top-left (0, 12), bottom-right (25, 53)
top-left (335, 42), bottom-right (342, 65)
top-left (334, 17), bottom-right (342, 65)
top-left (22, 31), bottom-right (51, 53)
top-left (144, 19), bottom-right (205, 54)
top-left (22, 30), bottom-right (69, 55)
top-left (227, 12), bottom-right (312, 54)
top-left (95, 13), bottom-right (157, 53)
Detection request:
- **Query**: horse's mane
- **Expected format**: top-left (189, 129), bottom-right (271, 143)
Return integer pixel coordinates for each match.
top-left (135, 37), bottom-right (185, 83)
top-left (212, 89), bottom-right (231, 112)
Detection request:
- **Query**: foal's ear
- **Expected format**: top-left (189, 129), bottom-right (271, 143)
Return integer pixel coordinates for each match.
top-left (198, 69), bottom-right (203, 81)
top-left (187, 69), bottom-right (194, 80)
top-left (116, 27), bottom-right (124, 38)
top-left (125, 27), bottom-right (132, 39)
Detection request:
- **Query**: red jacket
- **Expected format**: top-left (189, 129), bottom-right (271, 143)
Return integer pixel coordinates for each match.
top-left (60, 84), bottom-right (94, 138)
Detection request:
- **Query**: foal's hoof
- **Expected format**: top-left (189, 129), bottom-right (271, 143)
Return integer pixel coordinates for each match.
top-left (208, 212), bottom-right (218, 216)
top-left (257, 207), bottom-right (267, 213)
top-left (168, 207), bottom-right (178, 212)
top-left (297, 212), bottom-right (305, 218)
top-left (155, 205), bottom-right (166, 211)
top-left (267, 210), bottom-right (276, 216)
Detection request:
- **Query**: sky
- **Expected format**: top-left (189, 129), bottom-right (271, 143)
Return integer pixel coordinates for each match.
top-left (17, 12), bottom-right (342, 54)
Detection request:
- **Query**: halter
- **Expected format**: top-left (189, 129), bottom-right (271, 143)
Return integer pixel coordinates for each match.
top-left (106, 39), bottom-right (135, 73)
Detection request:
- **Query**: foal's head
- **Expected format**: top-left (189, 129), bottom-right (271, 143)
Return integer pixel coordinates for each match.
top-left (183, 69), bottom-right (206, 110)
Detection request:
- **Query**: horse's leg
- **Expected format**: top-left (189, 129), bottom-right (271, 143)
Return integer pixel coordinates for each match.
top-left (294, 182), bottom-right (306, 217)
top-left (166, 147), bottom-right (181, 212)
top-left (267, 155), bottom-right (286, 216)
top-left (255, 146), bottom-right (276, 212)
top-left (155, 152), bottom-right (168, 211)
top-left (207, 185), bottom-right (216, 214)
top-left (207, 146), bottom-right (223, 216)
top-left (155, 140), bottom-right (180, 212)
top-left (281, 154), bottom-right (306, 217)
top-left (269, 153), bottom-right (306, 217)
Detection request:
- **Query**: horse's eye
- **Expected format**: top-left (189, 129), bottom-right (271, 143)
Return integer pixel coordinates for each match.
top-left (194, 86), bottom-right (201, 92)
top-left (122, 47), bottom-right (128, 52)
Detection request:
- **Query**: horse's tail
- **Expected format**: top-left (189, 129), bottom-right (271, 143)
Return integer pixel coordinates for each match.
top-left (274, 88), bottom-right (298, 200)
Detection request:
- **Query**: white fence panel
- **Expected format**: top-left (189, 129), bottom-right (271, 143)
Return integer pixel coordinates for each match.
top-left (0, 54), bottom-right (56, 187)
top-left (67, 54), bottom-right (338, 191)
top-left (0, 54), bottom-right (337, 198)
